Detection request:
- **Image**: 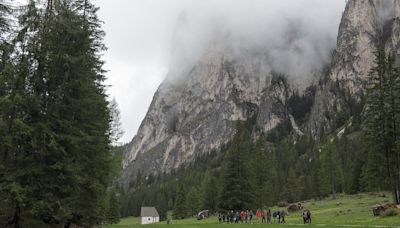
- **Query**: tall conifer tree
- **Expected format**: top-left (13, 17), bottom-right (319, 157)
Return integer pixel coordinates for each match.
top-left (363, 48), bottom-right (400, 204)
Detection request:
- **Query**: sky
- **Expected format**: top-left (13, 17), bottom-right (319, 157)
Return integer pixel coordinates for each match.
top-left (96, 0), bottom-right (347, 144)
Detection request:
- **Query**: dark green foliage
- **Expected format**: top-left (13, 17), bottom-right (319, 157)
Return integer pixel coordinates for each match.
top-left (318, 141), bottom-right (343, 197)
top-left (106, 188), bottom-right (121, 224)
top-left (119, 150), bottom-right (222, 218)
top-left (174, 184), bottom-right (187, 219)
top-left (288, 85), bottom-right (317, 124)
top-left (201, 171), bottom-right (219, 212)
top-left (186, 187), bottom-right (201, 216)
top-left (156, 193), bottom-right (169, 221)
top-left (266, 119), bottom-right (292, 142)
top-left (0, 0), bottom-right (114, 226)
top-left (363, 48), bottom-right (400, 203)
top-left (218, 122), bottom-right (255, 211)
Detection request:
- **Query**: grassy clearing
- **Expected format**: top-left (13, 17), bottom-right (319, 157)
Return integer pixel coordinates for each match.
top-left (106, 193), bottom-right (400, 228)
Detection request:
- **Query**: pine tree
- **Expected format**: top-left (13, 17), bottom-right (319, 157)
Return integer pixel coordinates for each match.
top-left (174, 184), bottom-right (187, 219)
top-left (186, 187), bottom-right (201, 216)
top-left (219, 123), bottom-right (255, 210)
top-left (251, 139), bottom-right (273, 207)
top-left (281, 168), bottom-right (303, 203)
top-left (363, 48), bottom-right (400, 203)
top-left (109, 97), bottom-right (124, 144)
top-left (1, 0), bottom-right (113, 226)
top-left (157, 192), bottom-right (168, 221)
top-left (0, 1), bottom-right (43, 226)
top-left (201, 171), bottom-right (219, 212)
top-left (106, 188), bottom-right (121, 224)
top-left (318, 141), bottom-right (343, 197)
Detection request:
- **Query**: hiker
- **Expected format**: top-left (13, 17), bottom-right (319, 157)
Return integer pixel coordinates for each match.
top-left (277, 210), bottom-right (281, 223)
top-left (222, 214), bottom-right (226, 223)
top-left (267, 209), bottom-right (271, 223)
top-left (261, 210), bottom-right (266, 223)
top-left (280, 210), bottom-right (286, 223)
top-left (218, 214), bottom-right (222, 223)
top-left (249, 210), bottom-right (253, 224)
top-left (272, 211), bottom-right (276, 223)
top-left (256, 210), bottom-right (261, 222)
top-left (303, 210), bottom-right (311, 224)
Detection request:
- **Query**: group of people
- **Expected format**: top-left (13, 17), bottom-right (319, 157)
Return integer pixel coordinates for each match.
top-left (217, 209), bottom-right (286, 224)
top-left (218, 210), bottom-right (254, 224)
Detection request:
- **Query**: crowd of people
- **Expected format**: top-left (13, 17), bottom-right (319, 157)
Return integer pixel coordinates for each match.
top-left (217, 209), bottom-right (287, 224)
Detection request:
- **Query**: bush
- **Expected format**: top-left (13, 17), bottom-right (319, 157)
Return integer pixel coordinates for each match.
top-left (277, 201), bottom-right (289, 207)
top-left (383, 208), bottom-right (400, 217)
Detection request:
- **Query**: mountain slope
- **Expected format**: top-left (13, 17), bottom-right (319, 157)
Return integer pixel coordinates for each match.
top-left (121, 0), bottom-right (400, 187)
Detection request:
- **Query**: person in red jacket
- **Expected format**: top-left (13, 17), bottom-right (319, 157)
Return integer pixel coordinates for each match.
top-left (261, 210), bottom-right (266, 223)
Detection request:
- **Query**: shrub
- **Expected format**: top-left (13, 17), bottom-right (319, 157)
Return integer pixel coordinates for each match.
top-left (382, 208), bottom-right (400, 217)
top-left (277, 201), bottom-right (289, 207)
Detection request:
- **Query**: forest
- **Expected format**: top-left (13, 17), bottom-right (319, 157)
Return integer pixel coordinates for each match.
top-left (0, 0), bottom-right (121, 227)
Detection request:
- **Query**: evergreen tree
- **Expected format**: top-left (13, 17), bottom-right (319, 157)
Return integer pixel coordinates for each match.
top-left (251, 139), bottom-right (274, 207)
top-left (219, 122), bottom-right (255, 210)
top-left (186, 187), bottom-right (201, 216)
top-left (157, 192), bottom-right (168, 221)
top-left (281, 168), bottom-right (303, 203)
top-left (318, 141), bottom-right (343, 197)
top-left (106, 188), bottom-right (121, 224)
top-left (0, 0), bottom-right (113, 226)
top-left (201, 171), bottom-right (219, 212)
top-left (363, 48), bottom-right (400, 203)
top-left (109, 97), bottom-right (124, 144)
top-left (0, 1), bottom-right (43, 226)
top-left (174, 184), bottom-right (187, 219)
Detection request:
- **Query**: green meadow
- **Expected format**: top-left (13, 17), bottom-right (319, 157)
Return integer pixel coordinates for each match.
top-left (106, 193), bottom-right (400, 228)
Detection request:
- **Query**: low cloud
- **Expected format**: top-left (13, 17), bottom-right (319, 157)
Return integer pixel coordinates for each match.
top-left (166, 0), bottom-right (346, 83)
top-left (97, 0), bottom-right (347, 142)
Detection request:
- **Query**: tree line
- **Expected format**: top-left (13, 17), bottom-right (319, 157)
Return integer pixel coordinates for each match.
top-left (0, 0), bottom-right (121, 227)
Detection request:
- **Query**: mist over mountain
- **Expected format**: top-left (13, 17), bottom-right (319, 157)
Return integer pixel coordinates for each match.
top-left (167, 0), bottom-right (345, 85)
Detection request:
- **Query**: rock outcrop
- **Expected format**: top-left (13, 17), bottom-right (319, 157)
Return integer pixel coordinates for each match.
top-left (387, 0), bottom-right (400, 55)
top-left (307, 0), bottom-right (388, 137)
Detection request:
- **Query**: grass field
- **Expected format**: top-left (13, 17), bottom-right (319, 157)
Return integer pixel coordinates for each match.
top-left (106, 193), bottom-right (400, 228)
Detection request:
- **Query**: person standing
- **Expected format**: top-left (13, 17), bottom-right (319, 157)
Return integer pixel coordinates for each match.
top-left (280, 210), bottom-right (286, 223)
top-left (272, 211), bottom-right (276, 223)
top-left (249, 210), bottom-right (253, 224)
top-left (277, 210), bottom-right (281, 223)
top-left (261, 210), bottom-right (266, 223)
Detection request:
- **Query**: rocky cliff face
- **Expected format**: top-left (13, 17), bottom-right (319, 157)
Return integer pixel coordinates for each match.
top-left (307, 0), bottom-right (381, 137)
top-left (121, 0), bottom-right (400, 187)
top-left (307, 0), bottom-right (400, 138)
top-left (121, 43), bottom-right (298, 185)
top-left (387, 0), bottom-right (400, 54)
